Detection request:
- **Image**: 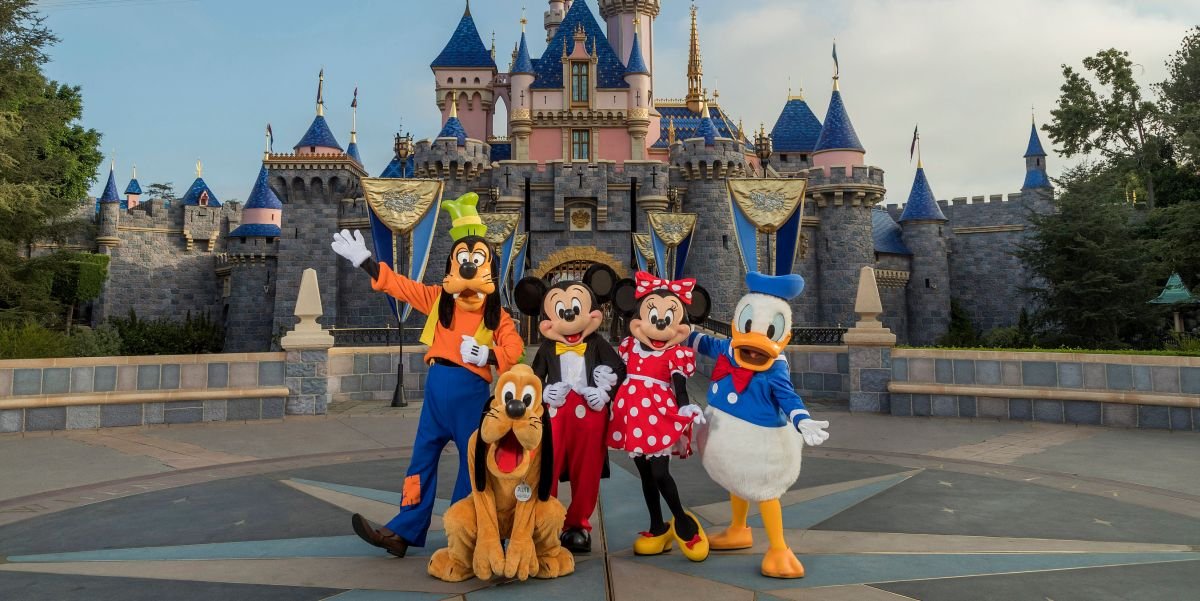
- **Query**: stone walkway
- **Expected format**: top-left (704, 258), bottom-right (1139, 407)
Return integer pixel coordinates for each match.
top-left (1, 402), bottom-right (1199, 600)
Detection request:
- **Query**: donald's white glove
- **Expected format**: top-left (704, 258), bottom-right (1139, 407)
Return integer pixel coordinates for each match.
top-left (592, 365), bottom-right (618, 392)
top-left (797, 419), bottom-right (830, 446)
top-left (331, 229), bottom-right (372, 267)
top-left (459, 335), bottom-right (490, 367)
top-left (677, 404), bottom-right (706, 425)
top-left (581, 387), bottom-right (609, 411)
top-left (542, 382), bottom-right (571, 408)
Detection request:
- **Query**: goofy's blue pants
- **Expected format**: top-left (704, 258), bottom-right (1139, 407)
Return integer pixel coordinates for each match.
top-left (385, 362), bottom-right (489, 547)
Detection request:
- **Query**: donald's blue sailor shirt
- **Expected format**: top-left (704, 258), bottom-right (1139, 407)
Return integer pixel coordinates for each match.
top-left (687, 331), bottom-right (811, 429)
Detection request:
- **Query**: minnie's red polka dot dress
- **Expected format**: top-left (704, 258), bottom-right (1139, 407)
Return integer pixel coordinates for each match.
top-left (608, 336), bottom-right (697, 458)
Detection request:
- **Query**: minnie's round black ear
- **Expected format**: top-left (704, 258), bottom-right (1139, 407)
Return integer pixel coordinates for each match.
top-left (583, 264), bottom-right (618, 303)
top-left (611, 278), bottom-right (639, 316)
top-left (513, 277), bottom-right (548, 318)
top-left (686, 286), bottom-right (712, 324)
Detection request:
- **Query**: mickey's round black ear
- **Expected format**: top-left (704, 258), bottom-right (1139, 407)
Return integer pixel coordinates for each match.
top-left (686, 286), bottom-right (712, 324)
top-left (583, 264), bottom-right (618, 303)
top-left (611, 278), bottom-right (639, 316)
top-left (513, 277), bottom-right (548, 318)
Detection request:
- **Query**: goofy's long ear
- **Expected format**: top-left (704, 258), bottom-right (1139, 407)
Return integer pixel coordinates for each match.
top-left (583, 264), bottom-right (618, 305)
top-left (438, 290), bottom-right (456, 329)
top-left (483, 251), bottom-right (503, 331)
top-left (537, 413), bottom-right (554, 501)
top-left (473, 403), bottom-right (490, 493)
top-left (686, 285), bottom-right (712, 324)
top-left (514, 277), bottom-right (548, 318)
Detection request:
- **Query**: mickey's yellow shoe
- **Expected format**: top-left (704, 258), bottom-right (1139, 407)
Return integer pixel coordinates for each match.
top-left (673, 512), bottom-right (710, 562)
top-left (633, 524), bottom-right (674, 556)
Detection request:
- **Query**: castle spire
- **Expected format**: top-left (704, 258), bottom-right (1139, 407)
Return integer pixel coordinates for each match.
top-left (686, 3), bottom-right (704, 113)
top-left (316, 68), bottom-right (325, 116)
top-left (347, 88), bottom-right (362, 165)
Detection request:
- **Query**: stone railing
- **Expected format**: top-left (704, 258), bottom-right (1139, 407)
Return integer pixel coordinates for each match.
top-left (329, 346), bottom-right (428, 403)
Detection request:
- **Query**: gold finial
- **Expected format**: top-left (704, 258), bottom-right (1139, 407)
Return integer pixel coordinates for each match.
top-left (264, 123), bottom-right (271, 157)
top-left (132, 164), bottom-right (137, 179)
top-left (633, 13), bottom-right (641, 27)
top-left (520, 6), bottom-right (527, 31)
top-left (490, 30), bottom-right (496, 60)
top-left (448, 91), bottom-right (458, 119)
top-left (574, 22), bottom-right (586, 42)
top-left (667, 116), bottom-right (676, 144)
top-left (737, 117), bottom-right (743, 137)
top-left (195, 159), bottom-right (203, 178)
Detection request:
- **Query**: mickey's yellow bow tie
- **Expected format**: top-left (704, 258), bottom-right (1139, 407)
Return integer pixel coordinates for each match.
top-left (555, 342), bottom-right (587, 355)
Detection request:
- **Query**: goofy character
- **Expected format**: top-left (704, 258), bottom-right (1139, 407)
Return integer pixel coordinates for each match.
top-left (330, 192), bottom-right (525, 559)
top-left (688, 272), bottom-right (830, 578)
top-left (514, 265), bottom-right (625, 554)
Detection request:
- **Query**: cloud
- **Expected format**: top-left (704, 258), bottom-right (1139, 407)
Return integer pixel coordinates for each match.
top-left (658, 0), bottom-right (1196, 202)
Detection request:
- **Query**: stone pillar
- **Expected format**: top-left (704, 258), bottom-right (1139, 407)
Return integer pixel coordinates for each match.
top-left (281, 268), bottom-right (334, 415)
top-left (845, 266), bottom-right (896, 413)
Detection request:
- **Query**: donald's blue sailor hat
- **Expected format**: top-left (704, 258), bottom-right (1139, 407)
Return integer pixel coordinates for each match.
top-left (746, 272), bottom-right (805, 301)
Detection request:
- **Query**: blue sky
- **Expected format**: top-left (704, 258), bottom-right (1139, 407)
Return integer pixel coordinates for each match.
top-left (39, 0), bottom-right (1200, 204)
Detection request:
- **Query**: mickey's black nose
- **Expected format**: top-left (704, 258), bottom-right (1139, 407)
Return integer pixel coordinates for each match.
top-left (459, 262), bottom-right (478, 279)
top-left (505, 398), bottom-right (526, 419)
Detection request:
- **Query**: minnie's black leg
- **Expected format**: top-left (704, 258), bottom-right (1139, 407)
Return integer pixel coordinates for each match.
top-left (648, 456), bottom-right (698, 540)
top-left (634, 456), bottom-right (670, 536)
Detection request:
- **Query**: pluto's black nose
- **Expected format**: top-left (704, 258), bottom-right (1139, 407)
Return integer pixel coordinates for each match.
top-left (505, 398), bottom-right (526, 419)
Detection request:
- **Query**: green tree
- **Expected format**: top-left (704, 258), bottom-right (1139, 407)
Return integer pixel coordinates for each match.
top-left (146, 182), bottom-right (176, 205)
top-left (1158, 26), bottom-right (1200, 164)
top-left (0, 0), bottom-right (103, 324)
top-left (1046, 48), bottom-right (1165, 207)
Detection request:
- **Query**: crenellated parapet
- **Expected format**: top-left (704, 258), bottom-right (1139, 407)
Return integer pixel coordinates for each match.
top-left (668, 137), bottom-right (750, 180)
top-left (804, 165), bottom-right (886, 208)
top-left (412, 137), bottom-right (492, 180)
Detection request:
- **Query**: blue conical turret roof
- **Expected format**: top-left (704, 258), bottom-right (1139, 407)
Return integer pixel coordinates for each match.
top-left (380, 155), bottom-right (415, 178)
top-left (899, 166), bottom-right (947, 223)
top-left (346, 141), bottom-right (362, 164)
top-left (438, 116), bottom-right (468, 146)
top-left (1024, 122), bottom-right (1046, 157)
top-left (872, 207), bottom-right (911, 255)
top-left (431, 3), bottom-right (497, 69)
top-left (98, 166), bottom-right (121, 204)
top-left (181, 177), bottom-right (221, 207)
top-left (694, 104), bottom-right (718, 146)
top-left (294, 115), bottom-right (342, 151)
top-left (243, 166), bottom-right (282, 210)
top-left (531, 0), bottom-right (627, 89)
top-left (512, 31), bottom-right (534, 74)
top-left (813, 89), bottom-right (864, 152)
top-left (771, 96), bottom-right (823, 152)
top-left (124, 177), bottom-right (142, 195)
top-left (624, 31), bottom-right (649, 75)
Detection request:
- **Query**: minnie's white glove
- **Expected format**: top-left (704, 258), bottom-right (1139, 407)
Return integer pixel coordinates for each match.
top-left (581, 387), bottom-right (609, 411)
top-left (459, 335), bottom-right (490, 367)
top-left (331, 229), bottom-right (372, 267)
top-left (797, 419), bottom-right (830, 446)
top-left (542, 382), bottom-right (571, 408)
top-left (592, 365), bottom-right (618, 392)
top-left (677, 404), bottom-right (706, 425)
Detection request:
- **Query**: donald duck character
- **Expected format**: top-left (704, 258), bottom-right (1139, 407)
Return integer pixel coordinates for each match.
top-left (331, 192), bottom-right (525, 560)
top-left (688, 272), bottom-right (830, 578)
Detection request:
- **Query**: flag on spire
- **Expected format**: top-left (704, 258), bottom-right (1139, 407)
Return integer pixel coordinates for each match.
top-left (317, 68), bottom-right (324, 106)
top-left (832, 40), bottom-right (839, 78)
top-left (909, 124), bottom-right (919, 161)
top-left (351, 86), bottom-right (358, 109)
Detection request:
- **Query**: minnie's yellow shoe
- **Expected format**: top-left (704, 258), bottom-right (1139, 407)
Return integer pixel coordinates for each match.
top-left (674, 512), bottom-right (710, 562)
top-left (761, 546), bottom-right (805, 579)
top-left (633, 525), bottom-right (674, 556)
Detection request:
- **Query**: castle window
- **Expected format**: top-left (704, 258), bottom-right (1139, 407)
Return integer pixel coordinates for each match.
top-left (780, 154), bottom-right (788, 162)
top-left (474, 77), bottom-right (480, 84)
top-left (571, 129), bottom-right (590, 161)
top-left (571, 62), bottom-right (589, 105)
top-left (198, 190), bottom-right (210, 206)
top-left (800, 154), bottom-right (808, 163)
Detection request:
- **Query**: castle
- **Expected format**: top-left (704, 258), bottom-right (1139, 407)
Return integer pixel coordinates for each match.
top-left (77, 0), bottom-right (1053, 351)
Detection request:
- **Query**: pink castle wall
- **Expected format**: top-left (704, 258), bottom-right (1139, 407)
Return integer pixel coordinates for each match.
top-left (812, 150), bottom-right (865, 176)
top-left (242, 208), bottom-right (281, 225)
top-left (296, 145), bottom-right (341, 155)
top-left (530, 129), bottom-right (563, 162)
top-left (598, 128), bottom-right (632, 163)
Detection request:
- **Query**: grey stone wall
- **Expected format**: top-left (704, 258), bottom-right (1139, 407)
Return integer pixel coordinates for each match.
top-left (816, 202), bottom-right (876, 328)
top-left (223, 247), bottom-right (279, 352)
top-left (875, 253), bottom-right (911, 345)
top-left (329, 348), bottom-right (429, 402)
top-left (902, 221), bottom-right (951, 346)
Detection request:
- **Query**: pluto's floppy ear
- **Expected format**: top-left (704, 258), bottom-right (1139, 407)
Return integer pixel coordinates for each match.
top-left (686, 285), bottom-right (712, 324)
top-left (537, 412), bottom-right (554, 502)
top-left (514, 277), bottom-right (548, 318)
top-left (473, 403), bottom-right (490, 493)
top-left (610, 278), bottom-right (639, 317)
top-left (583, 264), bottom-right (618, 304)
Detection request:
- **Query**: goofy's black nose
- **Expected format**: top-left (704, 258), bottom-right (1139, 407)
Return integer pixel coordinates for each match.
top-left (505, 398), bottom-right (526, 419)
top-left (459, 262), bottom-right (478, 279)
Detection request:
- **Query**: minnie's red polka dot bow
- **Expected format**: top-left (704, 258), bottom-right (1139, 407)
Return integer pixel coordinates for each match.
top-left (634, 271), bottom-right (696, 304)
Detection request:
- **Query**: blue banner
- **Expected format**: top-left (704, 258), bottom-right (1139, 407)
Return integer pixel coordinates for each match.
top-left (729, 201), bottom-right (759, 274)
top-left (674, 227), bottom-right (693, 281)
top-left (649, 227), bottom-right (669, 279)
top-left (403, 201), bottom-right (441, 322)
top-left (367, 208), bottom-right (400, 320)
top-left (774, 202), bottom-right (805, 276)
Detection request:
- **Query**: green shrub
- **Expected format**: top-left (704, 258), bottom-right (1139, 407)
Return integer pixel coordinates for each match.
top-left (69, 324), bottom-right (122, 357)
top-left (108, 310), bottom-right (224, 355)
top-left (935, 299), bottom-right (979, 347)
top-left (0, 322), bottom-right (71, 359)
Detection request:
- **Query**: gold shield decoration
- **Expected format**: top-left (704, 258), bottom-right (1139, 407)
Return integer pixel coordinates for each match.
top-left (646, 212), bottom-right (697, 247)
top-left (480, 212), bottom-right (520, 246)
top-left (361, 178), bottom-right (444, 234)
top-left (726, 178), bottom-right (807, 233)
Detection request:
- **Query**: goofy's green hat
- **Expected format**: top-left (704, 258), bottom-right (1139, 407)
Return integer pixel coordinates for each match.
top-left (441, 192), bottom-right (488, 240)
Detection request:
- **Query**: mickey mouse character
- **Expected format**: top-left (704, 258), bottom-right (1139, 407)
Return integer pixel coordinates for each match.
top-left (331, 192), bottom-right (525, 560)
top-left (515, 265), bottom-right (626, 554)
top-left (608, 271), bottom-right (712, 562)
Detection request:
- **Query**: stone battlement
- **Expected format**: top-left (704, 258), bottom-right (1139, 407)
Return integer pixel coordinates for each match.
top-left (804, 165), bottom-right (886, 188)
top-left (413, 137), bottom-right (492, 180)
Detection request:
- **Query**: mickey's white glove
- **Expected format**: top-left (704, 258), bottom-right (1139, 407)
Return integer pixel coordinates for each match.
top-left (581, 387), bottom-right (609, 411)
top-left (797, 419), bottom-right (830, 446)
top-left (331, 229), bottom-right (372, 267)
top-left (459, 335), bottom-right (490, 367)
top-left (542, 382), bottom-right (571, 408)
top-left (677, 404), bottom-right (706, 425)
top-left (592, 365), bottom-right (618, 392)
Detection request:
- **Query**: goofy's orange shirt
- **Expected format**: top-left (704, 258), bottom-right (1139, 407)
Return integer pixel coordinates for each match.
top-left (371, 262), bottom-right (522, 383)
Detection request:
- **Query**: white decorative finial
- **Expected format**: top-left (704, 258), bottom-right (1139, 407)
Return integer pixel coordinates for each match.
top-left (195, 159), bottom-right (202, 178)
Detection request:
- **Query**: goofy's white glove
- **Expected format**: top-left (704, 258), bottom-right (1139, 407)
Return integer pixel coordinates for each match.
top-left (796, 419), bottom-right (830, 447)
top-left (592, 365), bottom-right (618, 392)
top-left (459, 335), bottom-right (490, 367)
top-left (542, 381), bottom-right (571, 408)
top-left (331, 229), bottom-right (372, 267)
top-left (677, 404), bottom-right (706, 425)
top-left (581, 387), bottom-right (609, 412)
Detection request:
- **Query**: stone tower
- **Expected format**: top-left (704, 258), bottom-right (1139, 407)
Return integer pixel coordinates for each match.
top-left (898, 164), bottom-right (951, 346)
top-left (509, 25), bottom-right (536, 160)
top-left (809, 77), bottom-right (884, 328)
top-left (1021, 118), bottom-right (1053, 205)
top-left (431, 2), bottom-right (498, 141)
top-left (94, 163), bottom-right (123, 321)
top-left (223, 165), bottom-right (283, 352)
top-left (597, 0), bottom-right (659, 73)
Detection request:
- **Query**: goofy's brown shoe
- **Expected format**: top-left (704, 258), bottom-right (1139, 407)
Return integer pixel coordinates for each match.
top-left (351, 513), bottom-right (410, 558)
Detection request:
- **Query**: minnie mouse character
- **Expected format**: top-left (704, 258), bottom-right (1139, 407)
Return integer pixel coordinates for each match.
top-left (515, 265), bottom-right (626, 554)
top-left (608, 271), bottom-right (711, 562)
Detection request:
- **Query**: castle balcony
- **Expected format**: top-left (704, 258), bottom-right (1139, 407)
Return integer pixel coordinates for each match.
top-left (264, 152), bottom-right (368, 177)
top-left (533, 109), bottom-right (628, 127)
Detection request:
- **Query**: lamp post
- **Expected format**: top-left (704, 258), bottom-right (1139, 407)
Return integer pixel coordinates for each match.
top-left (391, 129), bottom-right (414, 408)
top-left (667, 185), bottom-right (679, 213)
top-left (753, 124), bottom-right (775, 274)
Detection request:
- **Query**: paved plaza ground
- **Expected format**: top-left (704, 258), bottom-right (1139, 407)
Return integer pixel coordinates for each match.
top-left (2, 383), bottom-right (1199, 600)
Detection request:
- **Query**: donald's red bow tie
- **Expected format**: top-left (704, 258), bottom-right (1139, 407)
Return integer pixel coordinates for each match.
top-left (634, 271), bottom-right (696, 304)
top-left (711, 354), bottom-right (755, 393)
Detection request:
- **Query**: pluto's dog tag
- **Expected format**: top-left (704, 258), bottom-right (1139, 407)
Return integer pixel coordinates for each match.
top-left (514, 482), bottom-right (533, 502)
